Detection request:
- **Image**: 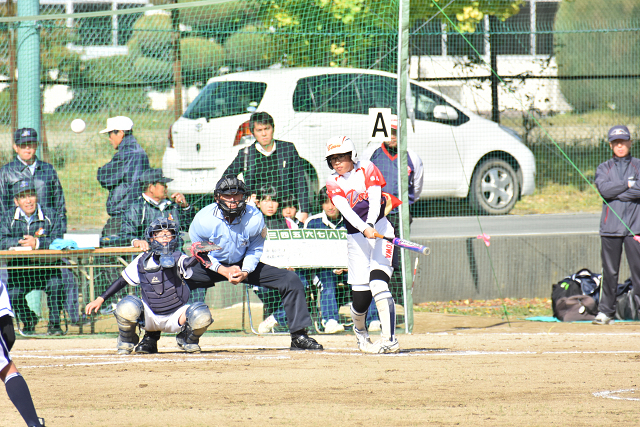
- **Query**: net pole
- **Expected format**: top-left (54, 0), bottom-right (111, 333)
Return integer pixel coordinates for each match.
top-left (17, 0), bottom-right (40, 133)
top-left (172, 0), bottom-right (183, 120)
top-left (396, 0), bottom-right (413, 333)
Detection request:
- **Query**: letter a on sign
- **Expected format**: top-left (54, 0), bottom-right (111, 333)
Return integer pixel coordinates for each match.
top-left (368, 108), bottom-right (392, 143)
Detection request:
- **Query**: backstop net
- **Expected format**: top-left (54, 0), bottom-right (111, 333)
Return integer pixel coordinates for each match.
top-left (0, 0), bottom-right (638, 336)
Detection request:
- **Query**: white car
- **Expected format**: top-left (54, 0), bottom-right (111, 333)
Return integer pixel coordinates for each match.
top-left (163, 67), bottom-right (536, 215)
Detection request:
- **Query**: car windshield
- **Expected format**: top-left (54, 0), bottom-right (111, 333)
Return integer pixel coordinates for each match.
top-left (183, 81), bottom-right (267, 120)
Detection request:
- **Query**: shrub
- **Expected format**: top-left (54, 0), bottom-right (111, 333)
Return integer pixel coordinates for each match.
top-left (181, 37), bottom-right (225, 85)
top-left (224, 25), bottom-right (278, 69)
top-left (555, 1), bottom-right (640, 115)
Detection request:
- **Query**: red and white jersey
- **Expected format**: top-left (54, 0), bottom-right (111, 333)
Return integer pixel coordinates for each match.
top-left (326, 160), bottom-right (387, 234)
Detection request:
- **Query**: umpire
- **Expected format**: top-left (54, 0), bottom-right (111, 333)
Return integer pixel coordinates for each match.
top-left (187, 175), bottom-right (323, 350)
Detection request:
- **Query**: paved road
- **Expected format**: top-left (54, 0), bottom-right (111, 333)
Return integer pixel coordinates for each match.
top-left (411, 213), bottom-right (600, 238)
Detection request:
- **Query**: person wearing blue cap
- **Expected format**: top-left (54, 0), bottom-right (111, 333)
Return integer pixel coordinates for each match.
top-left (0, 180), bottom-right (64, 335)
top-left (594, 125), bottom-right (640, 325)
top-left (103, 168), bottom-right (194, 251)
top-left (0, 128), bottom-right (66, 232)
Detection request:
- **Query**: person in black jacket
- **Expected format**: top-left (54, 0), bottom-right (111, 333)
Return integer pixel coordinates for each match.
top-left (0, 128), bottom-right (67, 230)
top-left (0, 128), bottom-right (80, 325)
top-left (103, 168), bottom-right (194, 250)
top-left (593, 125), bottom-right (640, 325)
top-left (0, 180), bottom-right (64, 335)
top-left (223, 111), bottom-right (311, 223)
top-left (97, 116), bottom-right (150, 238)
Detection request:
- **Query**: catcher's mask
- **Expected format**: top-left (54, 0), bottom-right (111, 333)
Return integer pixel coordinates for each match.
top-left (144, 217), bottom-right (179, 270)
top-left (214, 175), bottom-right (248, 221)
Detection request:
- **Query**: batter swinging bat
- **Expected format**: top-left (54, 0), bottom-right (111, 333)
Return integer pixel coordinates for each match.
top-left (373, 232), bottom-right (430, 256)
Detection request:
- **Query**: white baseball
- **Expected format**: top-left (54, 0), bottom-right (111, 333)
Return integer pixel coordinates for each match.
top-left (70, 118), bottom-right (86, 133)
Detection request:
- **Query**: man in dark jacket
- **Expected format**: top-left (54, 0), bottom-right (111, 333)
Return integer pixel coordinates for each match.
top-left (97, 116), bottom-right (150, 238)
top-left (0, 128), bottom-right (66, 231)
top-left (104, 168), bottom-right (194, 250)
top-left (593, 125), bottom-right (640, 325)
top-left (0, 180), bottom-right (64, 335)
top-left (223, 111), bottom-right (311, 223)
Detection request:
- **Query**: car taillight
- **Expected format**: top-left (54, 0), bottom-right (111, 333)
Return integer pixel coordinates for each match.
top-left (167, 124), bottom-right (174, 148)
top-left (233, 120), bottom-right (252, 146)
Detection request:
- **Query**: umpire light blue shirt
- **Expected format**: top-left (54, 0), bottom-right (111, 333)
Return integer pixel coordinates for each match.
top-left (189, 203), bottom-right (266, 274)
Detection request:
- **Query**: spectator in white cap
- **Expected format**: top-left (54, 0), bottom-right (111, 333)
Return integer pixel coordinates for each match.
top-left (594, 125), bottom-right (640, 325)
top-left (96, 116), bottom-right (150, 299)
top-left (97, 116), bottom-right (150, 237)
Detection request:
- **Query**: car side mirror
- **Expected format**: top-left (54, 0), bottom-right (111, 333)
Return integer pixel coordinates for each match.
top-left (433, 105), bottom-right (459, 121)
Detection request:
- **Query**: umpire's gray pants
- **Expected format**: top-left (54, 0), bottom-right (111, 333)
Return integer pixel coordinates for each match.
top-left (186, 261), bottom-right (312, 333)
top-left (600, 235), bottom-right (640, 317)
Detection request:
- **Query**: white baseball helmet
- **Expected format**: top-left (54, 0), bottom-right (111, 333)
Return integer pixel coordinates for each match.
top-left (325, 136), bottom-right (358, 169)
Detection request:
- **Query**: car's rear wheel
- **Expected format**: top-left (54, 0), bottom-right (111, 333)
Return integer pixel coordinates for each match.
top-left (468, 158), bottom-right (519, 215)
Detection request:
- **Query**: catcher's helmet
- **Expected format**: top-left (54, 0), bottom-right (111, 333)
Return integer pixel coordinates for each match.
top-left (214, 175), bottom-right (248, 219)
top-left (325, 136), bottom-right (357, 170)
top-left (145, 218), bottom-right (179, 268)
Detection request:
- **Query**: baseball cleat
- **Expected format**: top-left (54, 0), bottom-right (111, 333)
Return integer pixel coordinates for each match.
top-left (176, 329), bottom-right (202, 353)
top-left (135, 331), bottom-right (160, 354)
top-left (354, 327), bottom-right (374, 352)
top-left (290, 335), bottom-right (323, 350)
top-left (369, 338), bottom-right (400, 354)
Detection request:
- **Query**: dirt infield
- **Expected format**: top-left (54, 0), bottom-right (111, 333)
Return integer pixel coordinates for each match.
top-left (3, 312), bottom-right (640, 427)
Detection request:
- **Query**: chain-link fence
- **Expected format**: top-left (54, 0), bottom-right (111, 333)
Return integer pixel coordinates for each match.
top-left (0, 0), bottom-right (638, 335)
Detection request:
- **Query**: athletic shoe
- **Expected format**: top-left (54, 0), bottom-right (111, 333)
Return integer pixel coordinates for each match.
top-left (135, 331), bottom-right (160, 354)
top-left (322, 319), bottom-right (345, 334)
top-left (369, 338), bottom-right (400, 354)
top-left (29, 418), bottom-right (45, 427)
top-left (175, 329), bottom-right (201, 353)
top-left (368, 320), bottom-right (382, 332)
top-left (354, 327), bottom-right (373, 352)
top-left (47, 324), bottom-right (64, 336)
top-left (592, 312), bottom-right (615, 325)
top-left (290, 335), bottom-right (324, 350)
top-left (258, 314), bottom-right (278, 333)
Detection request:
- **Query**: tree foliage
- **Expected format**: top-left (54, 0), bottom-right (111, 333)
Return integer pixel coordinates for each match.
top-left (555, 0), bottom-right (640, 115)
top-left (262, 0), bottom-right (522, 70)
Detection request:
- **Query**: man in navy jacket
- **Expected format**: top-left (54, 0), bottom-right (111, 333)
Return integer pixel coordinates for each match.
top-left (0, 180), bottom-right (64, 335)
top-left (97, 116), bottom-right (150, 237)
top-left (0, 128), bottom-right (66, 232)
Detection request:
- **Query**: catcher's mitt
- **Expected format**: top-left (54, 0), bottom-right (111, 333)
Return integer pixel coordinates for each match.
top-left (189, 241), bottom-right (222, 269)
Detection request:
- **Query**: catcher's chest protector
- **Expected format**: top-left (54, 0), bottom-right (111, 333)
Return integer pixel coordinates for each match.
top-left (136, 252), bottom-right (189, 315)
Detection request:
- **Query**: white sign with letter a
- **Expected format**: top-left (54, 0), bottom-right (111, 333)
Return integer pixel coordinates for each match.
top-left (368, 108), bottom-right (392, 143)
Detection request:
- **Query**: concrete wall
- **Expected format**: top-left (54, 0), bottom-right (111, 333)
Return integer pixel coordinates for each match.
top-left (410, 233), bottom-right (628, 303)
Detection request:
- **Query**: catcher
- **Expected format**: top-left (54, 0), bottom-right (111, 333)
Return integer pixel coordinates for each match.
top-left (85, 218), bottom-right (218, 354)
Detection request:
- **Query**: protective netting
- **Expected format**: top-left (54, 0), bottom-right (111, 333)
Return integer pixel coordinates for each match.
top-left (1, 0), bottom-right (639, 335)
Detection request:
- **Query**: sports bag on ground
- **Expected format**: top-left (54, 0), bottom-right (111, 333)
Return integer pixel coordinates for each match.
top-left (552, 268), bottom-right (601, 321)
